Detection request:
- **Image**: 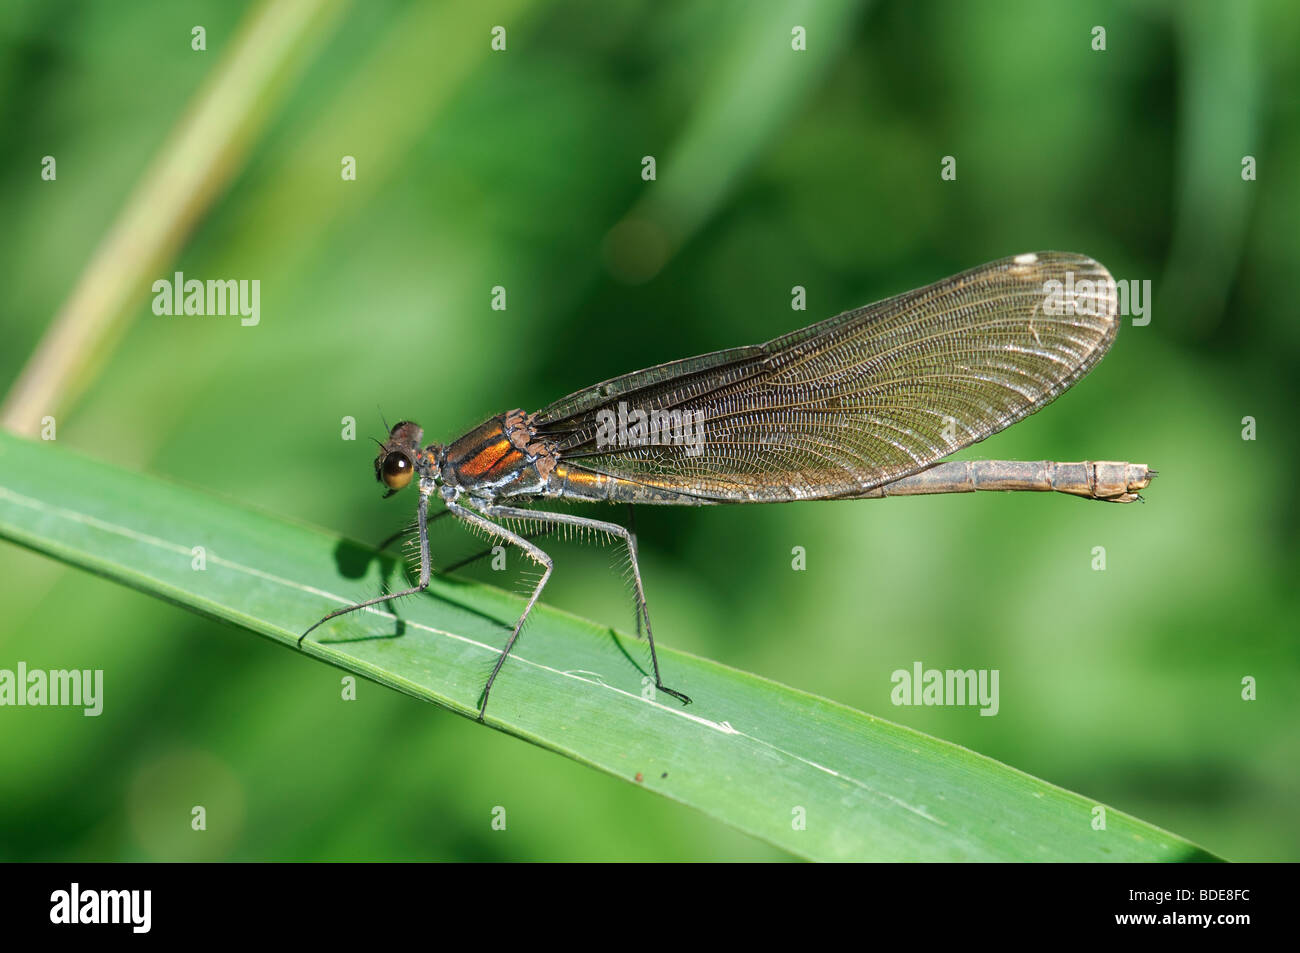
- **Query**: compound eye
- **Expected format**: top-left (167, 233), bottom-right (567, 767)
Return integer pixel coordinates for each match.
top-left (380, 452), bottom-right (413, 490)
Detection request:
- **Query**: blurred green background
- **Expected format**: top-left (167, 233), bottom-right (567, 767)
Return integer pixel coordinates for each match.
top-left (1, 0), bottom-right (1296, 861)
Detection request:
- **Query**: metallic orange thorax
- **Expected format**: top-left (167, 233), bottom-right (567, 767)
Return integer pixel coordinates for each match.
top-left (440, 410), bottom-right (554, 500)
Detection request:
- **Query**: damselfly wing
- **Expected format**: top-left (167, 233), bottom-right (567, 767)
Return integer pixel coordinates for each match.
top-left (532, 251), bottom-right (1120, 503)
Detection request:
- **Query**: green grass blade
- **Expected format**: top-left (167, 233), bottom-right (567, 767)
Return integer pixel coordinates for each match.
top-left (0, 431), bottom-right (1218, 861)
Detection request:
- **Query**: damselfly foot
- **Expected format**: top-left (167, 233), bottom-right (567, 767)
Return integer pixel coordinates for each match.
top-left (657, 683), bottom-right (692, 706)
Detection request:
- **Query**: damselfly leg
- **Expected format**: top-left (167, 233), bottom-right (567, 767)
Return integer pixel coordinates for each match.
top-left (477, 504), bottom-right (691, 711)
top-left (442, 500), bottom-right (554, 721)
top-left (298, 493), bottom-right (432, 647)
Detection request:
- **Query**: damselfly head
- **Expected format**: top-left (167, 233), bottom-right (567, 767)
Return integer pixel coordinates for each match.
top-left (374, 420), bottom-right (424, 496)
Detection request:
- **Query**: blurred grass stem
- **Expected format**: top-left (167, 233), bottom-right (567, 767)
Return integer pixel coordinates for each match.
top-left (1, 0), bottom-right (346, 434)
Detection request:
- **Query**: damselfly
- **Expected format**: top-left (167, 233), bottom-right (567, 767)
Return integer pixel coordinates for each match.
top-left (302, 252), bottom-right (1153, 720)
